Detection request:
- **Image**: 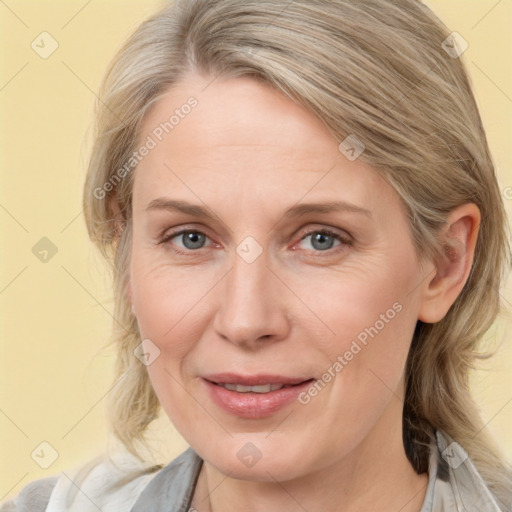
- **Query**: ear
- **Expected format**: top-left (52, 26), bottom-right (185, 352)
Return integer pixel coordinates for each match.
top-left (418, 203), bottom-right (480, 324)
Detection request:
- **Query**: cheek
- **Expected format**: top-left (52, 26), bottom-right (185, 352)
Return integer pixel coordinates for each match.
top-left (297, 256), bottom-right (419, 414)
top-left (130, 248), bottom-right (214, 348)
top-left (293, 256), bottom-right (417, 358)
top-left (129, 259), bottom-right (211, 434)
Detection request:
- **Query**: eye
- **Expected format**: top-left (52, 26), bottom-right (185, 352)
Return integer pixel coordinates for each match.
top-left (297, 229), bottom-right (349, 252)
top-left (164, 229), bottom-right (211, 251)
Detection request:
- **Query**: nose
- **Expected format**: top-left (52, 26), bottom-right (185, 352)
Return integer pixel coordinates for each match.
top-left (212, 250), bottom-right (290, 349)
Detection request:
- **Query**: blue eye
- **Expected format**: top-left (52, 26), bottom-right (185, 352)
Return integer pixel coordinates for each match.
top-left (170, 230), bottom-right (209, 250)
top-left (299, 230), bottom-right (345, 251)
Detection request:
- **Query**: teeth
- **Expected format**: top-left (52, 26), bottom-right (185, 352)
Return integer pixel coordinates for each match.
top-left (220, 383), bottom-right (285, 393)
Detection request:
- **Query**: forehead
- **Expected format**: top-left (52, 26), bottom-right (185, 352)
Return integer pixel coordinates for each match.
top-left (133, 73), bottom-right (395, 217)
top-left (140, 74), bottom-right (332, 150)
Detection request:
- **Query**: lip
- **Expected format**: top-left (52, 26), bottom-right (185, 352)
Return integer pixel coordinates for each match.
top-left (203, 373), bottom-right (312, 386)
top-left (202, 373), bottom-right (315, 419)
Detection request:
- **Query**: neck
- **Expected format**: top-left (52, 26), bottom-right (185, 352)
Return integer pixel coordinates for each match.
top-left (192, 402), bottom-right (428, 512)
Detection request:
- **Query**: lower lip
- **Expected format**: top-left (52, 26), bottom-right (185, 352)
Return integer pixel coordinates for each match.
top-left (203, 379), bottom-right (314, 419)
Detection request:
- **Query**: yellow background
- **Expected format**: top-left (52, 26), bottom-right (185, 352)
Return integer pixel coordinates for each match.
top-left (1, 0), bottom-right (511, 501)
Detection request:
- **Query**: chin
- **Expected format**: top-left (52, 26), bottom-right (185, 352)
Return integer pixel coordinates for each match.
top-left (195, 435), bottom-right (317, 482)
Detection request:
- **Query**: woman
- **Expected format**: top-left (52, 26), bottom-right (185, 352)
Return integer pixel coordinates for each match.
top-left (3, 0), bottom-right (511, 510)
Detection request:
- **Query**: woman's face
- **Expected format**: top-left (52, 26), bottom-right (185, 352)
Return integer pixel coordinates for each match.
top-left (129, 73), bottom-right (432, 480)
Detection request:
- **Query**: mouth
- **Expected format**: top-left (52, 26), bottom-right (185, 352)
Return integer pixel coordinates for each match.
top-left (203, 373), bottom-right (314, 392)
top-left (213, 382), bottom-right (299, 393)
top-left (202, 374), bottom-right (316, 418)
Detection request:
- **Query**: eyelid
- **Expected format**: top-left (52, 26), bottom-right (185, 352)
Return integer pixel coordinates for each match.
top-left (295, 225), bottom-right (353, 244)
top-left (158, 223), bottom-right (210, 242)
top-left (160, 227), bottom-right (211, 245)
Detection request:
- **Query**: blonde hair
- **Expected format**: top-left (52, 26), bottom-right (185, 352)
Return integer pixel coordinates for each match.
top-left (83, 0), bottom-right (512, 506)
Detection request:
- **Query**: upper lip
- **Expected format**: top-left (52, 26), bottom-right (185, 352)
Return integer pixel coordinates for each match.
top-left (203, 373), bottom-right (314, 386)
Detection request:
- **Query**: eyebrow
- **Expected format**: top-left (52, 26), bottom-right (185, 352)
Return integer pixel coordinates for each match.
top-left (145, 198), bottom-right (372, 219)
top-left (145, 198), bottom-right (212, 217)
top-left (282, 201), bottom-right (372, 219)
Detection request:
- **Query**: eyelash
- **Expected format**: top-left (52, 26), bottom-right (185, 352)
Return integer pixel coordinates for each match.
top-left (159, 228), bottom-right (352, 257)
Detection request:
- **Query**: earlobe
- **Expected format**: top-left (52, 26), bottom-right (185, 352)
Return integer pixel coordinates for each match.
top-left (418, 204), bottom-right (480, 324)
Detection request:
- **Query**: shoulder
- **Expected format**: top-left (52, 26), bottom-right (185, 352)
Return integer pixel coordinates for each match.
top-left (424, 430), bottom-right (508, 512)
top-left (0, 449), bottom-right (177, 512)
top-left (0, 476), bottom-right (58, 512)
top-left (1, 448), bottom-right (202, 512)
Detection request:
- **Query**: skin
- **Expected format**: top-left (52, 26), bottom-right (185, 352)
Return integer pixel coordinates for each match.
top-left (127, 72), bottom-right (480, 512)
